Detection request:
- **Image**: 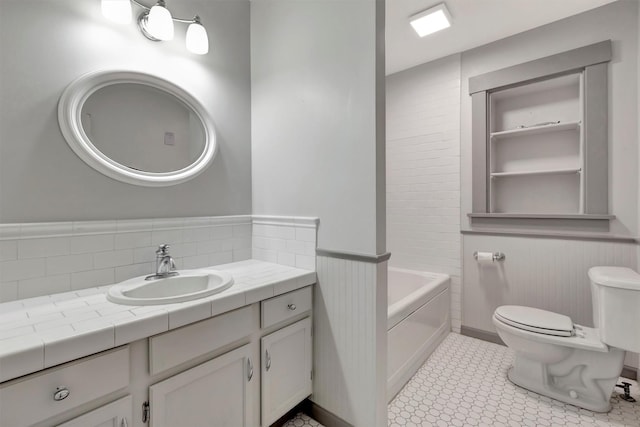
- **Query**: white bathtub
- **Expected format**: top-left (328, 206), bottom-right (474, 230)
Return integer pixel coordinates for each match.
top-left (387, 267), bottom-right (450, 401)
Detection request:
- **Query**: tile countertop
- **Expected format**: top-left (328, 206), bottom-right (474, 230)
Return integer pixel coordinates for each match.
top-left (0, 260), bottom-right (316, 384)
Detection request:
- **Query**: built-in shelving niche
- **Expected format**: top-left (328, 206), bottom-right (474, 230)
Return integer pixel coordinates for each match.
top-left (468, 40), bottom-right (614, 228)
top-left (489, 73), bottom-right (582, 214)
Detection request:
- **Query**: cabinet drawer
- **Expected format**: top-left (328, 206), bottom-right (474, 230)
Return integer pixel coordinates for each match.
top-left (0, 346), bottom-right (129, 427)
top-left (56, 395), bottom-right (133, 427)
top-left (149, 305), bottom-right (254, 375)
top-left (261, 286), bottom-right (312, 329)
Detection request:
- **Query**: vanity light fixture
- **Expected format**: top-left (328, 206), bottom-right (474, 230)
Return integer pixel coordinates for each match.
top-left (185, 16), bottom-right (209, 55)
top-left (101, 0), bottom-right (209, 54)
top-left (140, 0), bottom-right (174, 41)
top-left (409, 3), bottom-right (452, 37)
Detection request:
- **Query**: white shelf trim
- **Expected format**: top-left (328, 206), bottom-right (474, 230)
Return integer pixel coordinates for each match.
top-left (490, 168), bottom-right (581, 178)
top-left (490, 121), bottom-right (581, 140)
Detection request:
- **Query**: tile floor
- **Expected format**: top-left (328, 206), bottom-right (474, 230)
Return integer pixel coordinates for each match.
top-left (390, 333), bottom-right (639, 427)
top-left (286, 333), bottom-right (640, 427)
top-left (282, 412), bottom-right (323, 427)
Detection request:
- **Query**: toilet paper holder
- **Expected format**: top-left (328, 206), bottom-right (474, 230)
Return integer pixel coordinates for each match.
top-left (473, 251), bottom-right (506, 262)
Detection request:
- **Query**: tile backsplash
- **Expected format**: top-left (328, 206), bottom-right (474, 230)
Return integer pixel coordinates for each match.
top-left (0, 215), bottom-right (318, 302)
top-left (251, 216), bottom-right (317, 271)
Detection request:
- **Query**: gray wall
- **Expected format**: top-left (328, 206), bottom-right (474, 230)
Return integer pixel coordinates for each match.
top-left (0, 0), bottom-right (251, 223)
top-left (250, 0), bottom-right (386, 255)
top-left (459, 1), bottom-right (639, 368)
top-left (460, 0), bottom-right (639, 236)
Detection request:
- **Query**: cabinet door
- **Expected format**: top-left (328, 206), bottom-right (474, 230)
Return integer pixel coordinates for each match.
top-left (56, 395), bottom-right (133, 427)
top-left (149, 344), bottom-right (255, 427)
top-left (261, 317), bottom-right (312, 427)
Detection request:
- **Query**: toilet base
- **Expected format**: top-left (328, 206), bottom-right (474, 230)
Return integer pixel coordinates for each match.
top-left (507, 348), bottom-right (625, 413)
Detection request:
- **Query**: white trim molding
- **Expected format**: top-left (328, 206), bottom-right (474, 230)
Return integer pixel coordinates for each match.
top-left (252, 215), bottom-right (319, 229)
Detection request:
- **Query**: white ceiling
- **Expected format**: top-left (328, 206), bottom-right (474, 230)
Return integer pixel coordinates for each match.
top-left (385, 0), bottom-right (619, 75)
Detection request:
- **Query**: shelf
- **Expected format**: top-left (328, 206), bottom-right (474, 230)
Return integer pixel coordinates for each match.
top-left (490, 121), bottom-right (580, 140)
top-left (461, 227), bottom-right (629, 243)
top-left (467, 213), bottom-right (615, 220)
top-left (490, 168), bottom-right (581, 178)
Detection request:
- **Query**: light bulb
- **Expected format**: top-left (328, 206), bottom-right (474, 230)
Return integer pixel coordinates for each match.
top-left (101, 0), bottom-right (132, 24)
top-left (186, 17), bottom-right (209, 55)
top-left (147, 2), bottom-right (174, 41)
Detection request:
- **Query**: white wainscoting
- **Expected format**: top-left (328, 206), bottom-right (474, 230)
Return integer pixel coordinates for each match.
top-left (312, 255), bottom-right (387, 427)
top-left (463, 233), bottom-right (640, 369)
top-left (462, 233), bottom-right (638, 330)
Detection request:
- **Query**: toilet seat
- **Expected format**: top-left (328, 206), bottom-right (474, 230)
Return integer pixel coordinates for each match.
top-left (494, 305), bottom-right (574, 337)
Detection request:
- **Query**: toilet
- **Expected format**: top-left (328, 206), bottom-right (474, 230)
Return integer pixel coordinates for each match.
top-left (492, 266), bottom-right (640, 412)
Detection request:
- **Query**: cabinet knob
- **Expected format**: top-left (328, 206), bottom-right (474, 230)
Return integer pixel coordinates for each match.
top-left (287, 304), bottom-right (296, 311)
top-left (265, 349), bottom-right (271, 372)
top-left (247, 358), bottom-right (253, 381)
top-left (53, 386), bottom-right (70, 401)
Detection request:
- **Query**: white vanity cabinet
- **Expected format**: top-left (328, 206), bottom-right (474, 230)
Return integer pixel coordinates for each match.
top-left (261, 318), bottom-right (312, 427)
top-left (146, 285), bottom-right (313, 427)
top-left (149, 344), bottom-right (255, 427)
top-left (259, 286), bottom-right (313, 426)
top-left (56, 395), bottom-right (133, 427)
top-left (0, 347), bottom-right (130, 427)
top-left (0, 285), bottom-right (314, 427)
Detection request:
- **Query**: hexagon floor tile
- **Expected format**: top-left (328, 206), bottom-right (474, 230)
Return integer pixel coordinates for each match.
top-left (284, 333), bottom-right (640, 426)
top-left (282, 412), bottom-right (324, 427)
top-left (389, 333), bottom-right (640, 427)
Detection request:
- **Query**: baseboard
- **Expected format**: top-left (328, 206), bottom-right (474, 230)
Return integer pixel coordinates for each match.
top-left (308, 400), bottom-right (353, 427)
top-left (621, 365), bottom-right (638, 381)
top-left (269, 400), bottom-right (312, 427)
top-left (461, 325), bottom-right (505, 346)
top-left (461, 326), bottom-right (638, 381)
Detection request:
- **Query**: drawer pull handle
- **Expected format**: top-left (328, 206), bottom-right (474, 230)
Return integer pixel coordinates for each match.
top-left (247, 358), bottom-right (253, 381)
top-left (121, 418), bottom-right (128, 427)
top-left (53, 386), bottom-right (70, 401)
top-left (287, 304), bottom-right (297, 311)
top-left (265, 349), bottom-right (271, 372)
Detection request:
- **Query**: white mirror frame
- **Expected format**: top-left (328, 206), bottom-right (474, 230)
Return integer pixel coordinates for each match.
top-left (58, 70), bottom-right (217, 187)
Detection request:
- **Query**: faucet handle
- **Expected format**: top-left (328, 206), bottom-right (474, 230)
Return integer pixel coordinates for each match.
top-left (156, 244), bottom-right (170, 255)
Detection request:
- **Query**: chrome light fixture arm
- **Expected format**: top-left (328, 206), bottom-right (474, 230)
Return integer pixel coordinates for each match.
top-left (130, 0), bottom-right (200, 41)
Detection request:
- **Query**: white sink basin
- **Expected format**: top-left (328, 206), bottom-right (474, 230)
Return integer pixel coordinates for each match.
top-left (107, 269), bottom-right (233, 306)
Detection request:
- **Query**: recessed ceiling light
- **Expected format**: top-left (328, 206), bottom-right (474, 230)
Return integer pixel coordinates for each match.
top-left (409, 3), bottom-right (452, 38)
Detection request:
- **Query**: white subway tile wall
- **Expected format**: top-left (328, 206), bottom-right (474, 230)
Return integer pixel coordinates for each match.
top-left (0, 215), bottom-right (318, 303)
top-left (386, 55), bottom-right (462, 332)
top-left (251, 216), bottom-right (318, 271)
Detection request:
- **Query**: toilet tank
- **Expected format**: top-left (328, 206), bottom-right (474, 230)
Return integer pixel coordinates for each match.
top-left (589, 266), bottom-right (640, 353)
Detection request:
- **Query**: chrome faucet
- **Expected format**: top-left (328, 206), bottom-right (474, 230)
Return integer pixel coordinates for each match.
top-left (146, 244), bottom-right (179, 280)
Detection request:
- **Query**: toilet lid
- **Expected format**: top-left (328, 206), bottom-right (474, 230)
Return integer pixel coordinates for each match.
top-left (495, 305), bottom-right (574, 337)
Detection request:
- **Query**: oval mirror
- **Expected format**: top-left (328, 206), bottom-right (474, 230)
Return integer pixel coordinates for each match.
top-left (58, 70), bottom-right (217, 186)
